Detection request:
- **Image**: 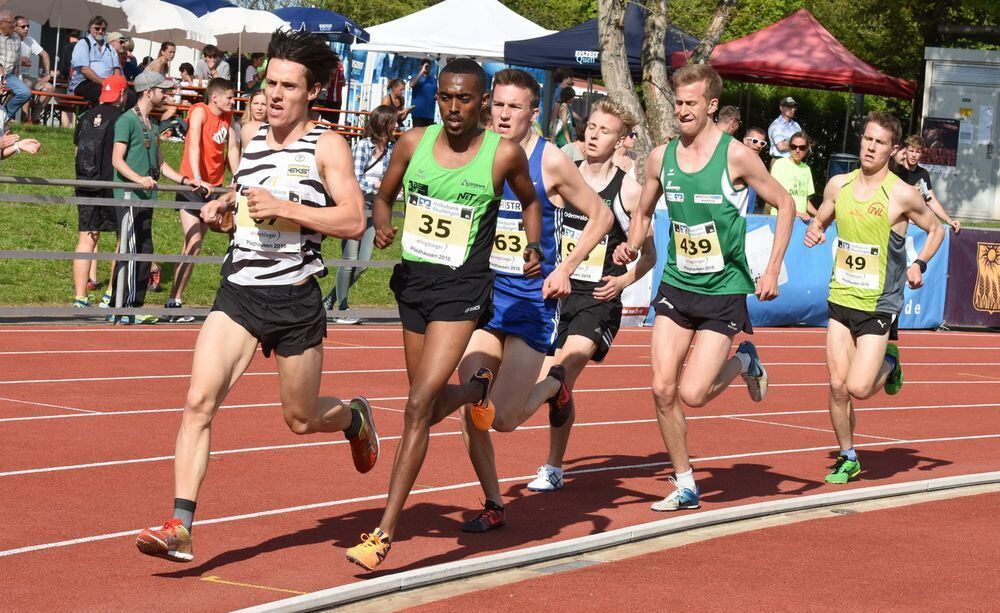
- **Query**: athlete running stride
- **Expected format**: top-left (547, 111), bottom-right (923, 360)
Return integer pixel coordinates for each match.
top-left (135, 30), bottom-right (379, 562)
top-left (616, 64), bottom-right (796, 511)
top-left (805, 111), bottom-right (944, 484)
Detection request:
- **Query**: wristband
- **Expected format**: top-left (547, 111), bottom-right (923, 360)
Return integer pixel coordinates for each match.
top-left (12, 142), bottom-right (20, 154)
top-left (913, 259), bottom-right (927, 274)
top-left (525, 241), bottom-right (543, 259)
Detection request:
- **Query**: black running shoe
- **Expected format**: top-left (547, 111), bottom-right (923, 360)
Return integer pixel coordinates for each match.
top-left (461, 500), bottom-right (505, 533)
top-left (546, 364), bottom-right (574, 428)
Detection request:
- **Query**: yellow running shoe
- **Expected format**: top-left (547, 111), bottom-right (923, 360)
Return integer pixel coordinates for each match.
top-left (468, 367), bottom-right (495, 432)
top-left (346, 528), bottom-right (390, 571)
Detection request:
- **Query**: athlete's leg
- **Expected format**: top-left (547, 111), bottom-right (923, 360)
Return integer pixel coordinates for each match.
top-left (73, 231), bottom-right (100, 299)
top-left (846, 332), bottom-right (892, 400)
top-left (378, 320), bottom-right (482, 540)
top-left (543, 336), bottom-right (597, 468)
top-left (650, 315), bottom-right (696, 474)
top-left (168, 211), bottom-right (206, 304)
top-left (826, 318), bottom-right (857, 452)
top-left (489, 336), bottom-right (548, 432)
top-left (457, 330), bottom-right (505, 505)
top-left (275, 345), bottom-right (352, 434)
top-left (174, 311), bottom-right (259, 501)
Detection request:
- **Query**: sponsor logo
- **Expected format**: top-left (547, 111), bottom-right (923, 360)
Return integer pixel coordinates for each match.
top-left (499, 199), bottom-right (522, 212)
top-left (461, 178), bottom-right (487, 190)
top-left (973, 242), bottom-right (1000, 314)
top-left (665, 192), bottom-right (684, 203)
top-left (295, 154), bottom-right (306, 162)
top-left (211, 125), bottom-right (228, 145)
top-left (574, 50), bottom-right (599, 64)
top-left (658, 298), bottom-right (674, 309)
top-left (876, 320), bottom-right (887, 329)
top-left (694, 194), bottom-right (724, 205)
top-left (729, 321), bottom-right (738, 329)
top-left (287, 165), bottom-right (310, 177)
top-left (663, 180), bottom-right (680, 191)
top-left (407, 181), bottom-right (428, 196)
top-left (456, 191), bottom-right (478, 204)
top-left (867, 202), bottom-right (886, 217)
top-left (564, 211), bottom-right (588, 222)
top-left (464, 304), bottom-right (482, 313)
top-left (93, 113), bottom-right (103, 128)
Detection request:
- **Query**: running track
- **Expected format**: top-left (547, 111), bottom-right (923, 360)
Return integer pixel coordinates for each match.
top-left (1, 325), bottom-right (998, 610)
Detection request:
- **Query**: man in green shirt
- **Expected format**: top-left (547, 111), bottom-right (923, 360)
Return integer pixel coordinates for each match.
top-left (109, 70), bottom-right (191, 324)
top-left (766, 131), bottom-right (816, 221)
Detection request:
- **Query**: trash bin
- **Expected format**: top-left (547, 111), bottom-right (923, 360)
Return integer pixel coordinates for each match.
top-left (828, 153), bottom-right (860, 180)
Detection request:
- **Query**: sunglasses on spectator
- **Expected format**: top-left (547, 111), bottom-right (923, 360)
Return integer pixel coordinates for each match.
top-left (790, 143), bottom-right (809, 151)
top-left (746, 137), bottom-right (767, 146)
top-left (92, 25), bottom-right (107, 31)
top-left (628, 132), bottom-right (637, 139)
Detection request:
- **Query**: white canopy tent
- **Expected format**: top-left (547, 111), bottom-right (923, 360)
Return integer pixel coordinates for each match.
top-left (351, 0), bottom-right (553, 61)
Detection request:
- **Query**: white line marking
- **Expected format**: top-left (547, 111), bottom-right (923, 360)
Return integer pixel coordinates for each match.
top-left (723, 415), bottom-right (903, 442)
top-left (0, 396), bottom-right (100, 414)
top-left (2, 432), bottom-right (998, 558)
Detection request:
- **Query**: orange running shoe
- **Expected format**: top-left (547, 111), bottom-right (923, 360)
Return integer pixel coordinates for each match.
top-left (468, 367), bottom-right (495, 431)
top-left (136, 518), bottom-right (193, 562)
top-left (346, 528), bottom-right (390, 571)
top-left (348, 397), bottom-right (380, 473)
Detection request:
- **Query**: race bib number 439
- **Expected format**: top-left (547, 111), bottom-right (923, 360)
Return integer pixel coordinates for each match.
top-left (673, 220), bottom-right (723, 274)
top-left (402, 193), bottom-right (474, 267)
top-left (234, 187), bottom-right (302, 253)
top-left (834, 238), bottom-right (881, 290)
top-left (490, 216), bottom-right (527, 274)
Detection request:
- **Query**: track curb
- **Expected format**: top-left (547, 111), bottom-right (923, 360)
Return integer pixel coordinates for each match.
top-left (236, 470), bottom-right (1000, 612)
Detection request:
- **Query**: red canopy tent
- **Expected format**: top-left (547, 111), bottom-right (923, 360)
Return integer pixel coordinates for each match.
top-left (671, 9), bottom-right (916, 99)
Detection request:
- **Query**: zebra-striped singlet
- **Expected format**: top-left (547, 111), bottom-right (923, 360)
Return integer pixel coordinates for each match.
top-left (225, 123), bottom-right (331, 286)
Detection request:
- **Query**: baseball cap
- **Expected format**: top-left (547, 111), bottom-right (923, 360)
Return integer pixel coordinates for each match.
top-left (780, 96), bottom-right (798, 107)
top-left (99, 74), bottom-right (127, 103)
top-left (106, 32), bottom-right (128, 43)
top-left (134, 70), bottom-right (176, 92)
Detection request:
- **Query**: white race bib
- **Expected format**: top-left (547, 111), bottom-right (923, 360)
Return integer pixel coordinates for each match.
top-left (233, 187), bottom-right (302, 253)
top-left (402, 193), bottom-right (474, 267)
top-left (673, 220), bottom-right (724, 274)
top-left (490, 216), bottom-right (528, 275)
top-left (562, 225), bottom-right (606, 283)
top-left (834, 238), bottom-right (881, 290)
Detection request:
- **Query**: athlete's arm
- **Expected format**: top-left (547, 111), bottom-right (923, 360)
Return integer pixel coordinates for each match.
top-left (804, 174), bottom-right (845, 248)
top-left (244, 130), bottom-right (366, 240)
top-left (594, 229), bottom-right (655, 302)
top-left (544, 144), bottom-right (613, 286)
top-left (226, 124), bottom-right (240, 184)
top-left (202, 189), bottom-right (238, 231)
top-left (497, 138), bottom-right (544, 280)
top-left (897, 181), bottom-right (945, 290)
top-left (185, 106), bottom-right (205, 188)
top-left (732, 142), bottom-right (793, 301)
top-left (372, 128), bottom-right (421, 248)
top-left (614, 146), bottom-right (664, 266)
top-left (926, 190), bottom-right (959, 233)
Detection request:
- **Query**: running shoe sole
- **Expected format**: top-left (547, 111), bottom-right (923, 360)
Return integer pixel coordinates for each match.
top-left (884, 343), bottom-right (903, 395)
top-left (738, 341), bottom-right (768, 403)
top-left (349, 396), bottom-right (380, 473)
top-left (135, 532), bottom-right (193, 562)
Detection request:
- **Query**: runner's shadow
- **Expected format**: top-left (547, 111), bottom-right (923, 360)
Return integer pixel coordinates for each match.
top-left (695, 463), bottom-right (823, 503)
top-left (834, 447), bottom-right (954, 482)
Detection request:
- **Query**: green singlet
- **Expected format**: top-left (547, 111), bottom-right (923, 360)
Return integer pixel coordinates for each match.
top-left (828, 169), bottom-right (906, 314)
top-left (401, 125), bottom-right (502, 274)
top-left (659, 132), bottom-right (755, 295)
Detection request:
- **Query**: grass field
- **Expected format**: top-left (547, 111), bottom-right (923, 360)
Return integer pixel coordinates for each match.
top-left (0, 124), bottom-right (402, 307)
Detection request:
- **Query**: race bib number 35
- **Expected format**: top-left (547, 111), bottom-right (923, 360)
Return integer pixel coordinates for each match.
top-left (234, 187), bottom-right (302, 253)
top-left (562, 226), bottom-right (606, 283)
top-left (673, 220), bottom-right (723, 274)
top-left (834, 238), bottom-right (881, 290)
top-left (490, 216), bottom-right (527, 275)
top-left (402, 193), bottom-right (474, 267)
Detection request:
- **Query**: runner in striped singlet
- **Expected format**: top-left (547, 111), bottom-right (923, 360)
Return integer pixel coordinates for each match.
top-left (616, 64), bottom-right (796, 512)
top-left (135, 30), bottom-right (380, 564)
top-left (804, 112), bottom-right (944, 485)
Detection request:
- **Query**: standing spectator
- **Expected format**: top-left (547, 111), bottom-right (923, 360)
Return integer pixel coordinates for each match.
top-left (0, 9), bottom-right (32, 121)
top-left (322, 105), bottom-right (397, 323)
top-left (165, 77), bottom-right (240, 322)
top-left (767, 96), bottom-right (801, 159)
top-left (551, 67), bottom-right (573, 121)
top-left (72, 74), bottom-right (127, 307)
top-left (68, 16), bottom-right (124, 105)
top-left (896, 134), bottom-right (960, 233)
top-left (741, 125), bottom-right (768, 212)
top-left (551, 85), bottom-right (576, 147)
top-left (613, 128), bottom-right (637, 175)
top-left (14, 15), bottom-right (53, 124)
top-left (243, 52), bottom-right (265, 91)
top-left (108, 70), bottom-right (190, 325)
top-left (766, 130), bottom-right (815, 220)
top-left (560, 119), bottom-right (586, 162)
top-left (194, 45), bottom-right (229, 82)
top-left (145, 42), bottom-right (175, 76)
top-left (716, 105), bottom-right (741, 135)
top-left (236, 89), bottom-right (266, 152)
top-left (380, 78), bottom-right (409, 127)
top-left (409, 59), bottom-right (436, 127)
top-left (319, 54), bottom-right (344, 125)
top-left (57, 29), bottom-right (82, 128)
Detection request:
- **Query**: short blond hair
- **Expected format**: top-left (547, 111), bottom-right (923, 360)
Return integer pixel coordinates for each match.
top-left (673, 64), bottom-right (723, 103)
top-left (589, 98), bottom-right (637, 136)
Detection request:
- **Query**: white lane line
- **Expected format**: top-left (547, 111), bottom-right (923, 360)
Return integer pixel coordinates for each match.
top-left (2, 431), bottom-right (998, 559)
top-left (0, 396), bottom-right (101, 414)
top-left (723, 415), bottom-right (903, 442)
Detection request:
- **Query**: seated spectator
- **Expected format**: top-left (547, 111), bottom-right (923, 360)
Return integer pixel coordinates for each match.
top-left (14, 15), bottom-right (54, 124)
top-left (68, 16), bottom-right (128, 106)
top-left (145, 42), bottom-right (175, 76)
top-left (0, 111), bottom-right (41, 161)
top-left (0, 9), bottom-right (32, 122)
top-left (56, 29), bottom-right (81, 128)
top-left (244, 52), bottom-right (265, 91)
top-left (194, 45), bottom-right (229, 82)
top-left (766, 130), bottom-right (815, 221)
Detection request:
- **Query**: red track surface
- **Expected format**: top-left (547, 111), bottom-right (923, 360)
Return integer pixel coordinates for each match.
top-left (1, 325), bottom-right (999, 610)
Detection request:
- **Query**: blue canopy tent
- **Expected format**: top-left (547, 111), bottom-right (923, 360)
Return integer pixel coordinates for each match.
top-left (503, 4), bottom-right (697, 76)
top-left (162, 0), bottom-right (234, 17)
top-left (273, 6), bottom-right (370, 44)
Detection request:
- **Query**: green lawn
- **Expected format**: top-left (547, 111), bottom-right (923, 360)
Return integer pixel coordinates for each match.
top-left (0, 124), bottom-right (401, 307)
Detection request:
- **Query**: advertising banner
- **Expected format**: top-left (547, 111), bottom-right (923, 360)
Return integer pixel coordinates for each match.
top-left (921, 117), bottom-right (960, 175)
top-left (943, 228), bottom-right (1000, 328)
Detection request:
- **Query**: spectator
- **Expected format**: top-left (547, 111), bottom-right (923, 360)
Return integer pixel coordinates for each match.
top-left (613, 128), bottom-right (637, 175)
top-left (560, 118), bottom-right (586, 162)
top-left (409, 59), bottom-right (436, 127)
top-left (165, 77), bottom-right (240, 322)
top-left (243, 52), bottom-right (265, 91)
top-left (0, 9), bottom-right (32, 121)
top-left (741, 125), bottom-right (768, 212)
top-left (716, 105), bottom-right (741, 135)
top-left (380, 78), bottom-right (409, 127)
top-left (236, 89), bottom-right (266, 152)
top-left (145, 42), bottom-right (175, 76)
top-left (0, 112), bottom-right (41, 160)
top-left (322, 104), bottom-right (398, 323)
top-left (194, 45), bottom-right (229, 82)
top-left (178, 62), bottom-right (195, 87)
top-left (120, 37), bottom-right (141, 81)
top-left (896, 134), bottom-right (960, 233)
top-left (550, 85), bottom-right (576, 147)
top-left (551, 67), bottom-right (573, 121)
top-left (108, 33), bottom-right (139, 81)
top-left (72, 74), bottom-right (127, 307)
top-left (108, 70), bottom-right (190, 325)
top-left (68, 15), bottom-right (124, 105)
top-left (767, 96), bottom-right (801, 159)
top-left (766, 130), bottom-right (815, 220)
top-left (138, 56), bottom-right (152, 71)
top-left (13, 15), bottom-right (53, 124)
top-left (318, 54), bottom-right (344, 125)
top-left (57, 29), bottom-right (82, 128)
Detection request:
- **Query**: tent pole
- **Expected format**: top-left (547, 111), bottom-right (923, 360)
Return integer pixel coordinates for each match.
top-left (586, 77), bottom-right (593, 117)
top-left (841, 87), bottom-right (852, 153)
top-left (541, 70), bottom-right (554, 138)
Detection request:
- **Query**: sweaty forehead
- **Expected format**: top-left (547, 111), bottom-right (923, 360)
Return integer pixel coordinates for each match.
top-left (439, 72), bottom-right (483, 95)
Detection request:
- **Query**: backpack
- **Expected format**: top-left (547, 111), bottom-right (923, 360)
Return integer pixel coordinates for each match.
top-left (75, 105), bottom-right (121, 182)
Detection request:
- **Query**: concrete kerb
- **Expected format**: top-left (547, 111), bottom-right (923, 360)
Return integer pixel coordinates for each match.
top-left (235, 470), bottom-right (1000, 612)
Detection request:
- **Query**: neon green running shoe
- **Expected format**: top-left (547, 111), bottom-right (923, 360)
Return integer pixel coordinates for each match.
top-left (884, 343), bottom-right (902, 395)
top-left (825, 455), bottom-right (861, 484)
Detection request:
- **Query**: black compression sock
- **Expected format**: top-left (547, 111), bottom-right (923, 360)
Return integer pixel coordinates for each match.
top-left (173, 498), bottom-right (197, 532)
top-left (344, 407), bottom-right (363, 439)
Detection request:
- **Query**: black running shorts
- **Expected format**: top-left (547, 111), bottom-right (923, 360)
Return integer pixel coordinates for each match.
top-left (652, 281), bottom-right (752, 337)
top-left (75, 189), bottom-right (117, 232)
top-left (828, 301), bottom-right (896, 338)
top-left (554, 293), bottom-right (622, 362)
top-left (211, 277), bottom-right (327, 357)
top-left (176, 189), bottom-right (212, 219)
top-left (389, 263), bottom-right (493, 334)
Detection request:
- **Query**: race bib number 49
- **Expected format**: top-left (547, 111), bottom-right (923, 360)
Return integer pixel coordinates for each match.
top-left (402, 193), bottom-right (474, 267)
top-left (234, 187), bottom-right (302, 253)
top-left (562, 226), bottom-right (606, 283)
top-left (834, 238), bottom-right (881, 290)
top-left (673, 220), bottom-right (723, 274)
top-left (490, 216), bottom-right (527, 274)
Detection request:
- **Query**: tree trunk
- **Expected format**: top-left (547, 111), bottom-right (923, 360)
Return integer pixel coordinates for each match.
top-left (688, 0), bottom-right (739, 64)
top-left (598, 0), bottom-right (648, 180)
top-left (641, 0), bottom-right (675, 152)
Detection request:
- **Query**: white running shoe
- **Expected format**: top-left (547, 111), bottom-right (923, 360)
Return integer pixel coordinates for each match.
top-left (650, 477), bottom-right (701, 512)
top-left (527, 464), bottom-right (564, 491)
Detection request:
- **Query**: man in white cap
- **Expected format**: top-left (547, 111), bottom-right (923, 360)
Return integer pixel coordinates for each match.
top-left (768, 96), bottom-right (802, 159)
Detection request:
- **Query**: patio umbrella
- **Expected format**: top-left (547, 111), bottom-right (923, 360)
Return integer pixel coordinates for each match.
top-left (273, 6), bottom-right (369, 43)
top-left (204, 6), bottom-right (288, 88)
top-left (161, 0), bottom-right (233, 17)
top-left (121, 0), bottom-right (216, 49)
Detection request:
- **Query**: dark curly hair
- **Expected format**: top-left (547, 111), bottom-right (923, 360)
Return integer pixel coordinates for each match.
top-left (266, 28), bottom-right (337, 89)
